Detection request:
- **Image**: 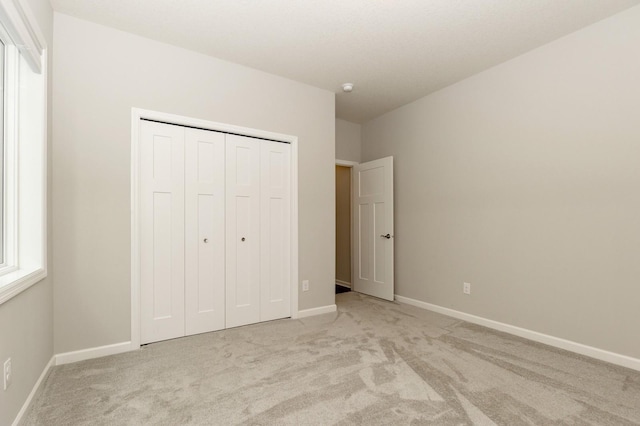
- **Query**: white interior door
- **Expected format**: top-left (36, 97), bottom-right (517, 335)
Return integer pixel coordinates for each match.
top-left (352, 156), bottom-right (394, 301)
top-left (140, 121), bottom-right (186, 344)
top-left (185, 128), bottom-right (226, 335)
top-left (260, 141), bottom-right (291, 321)
top-left (226, 134), bottom-right (261, 328)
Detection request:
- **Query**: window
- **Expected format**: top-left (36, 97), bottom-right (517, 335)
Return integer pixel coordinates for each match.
top-left (0, 38), bottom-right (4, 265)
top-left (0, 0), bottom-right (47, 304)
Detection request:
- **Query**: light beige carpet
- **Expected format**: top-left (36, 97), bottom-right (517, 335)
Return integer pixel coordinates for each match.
top-left (22, 292), bottom-right (640, 425)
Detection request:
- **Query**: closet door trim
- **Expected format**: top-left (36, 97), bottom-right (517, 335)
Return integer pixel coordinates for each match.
top-left (130, 108), bottom-right (299, 350)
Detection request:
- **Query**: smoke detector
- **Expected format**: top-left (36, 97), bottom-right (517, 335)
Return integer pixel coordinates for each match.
top-left (341, 83), bottom-right (354, 93)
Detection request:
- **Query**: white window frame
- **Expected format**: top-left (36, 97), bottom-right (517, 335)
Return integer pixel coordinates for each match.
top-left (0, 27), bottom-right (18, 274)
top-left (0, 0), bottom-right (47, 305)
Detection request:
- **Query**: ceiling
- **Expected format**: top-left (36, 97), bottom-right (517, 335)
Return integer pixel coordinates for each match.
top-left (50, 0), bottom-right (639, 123)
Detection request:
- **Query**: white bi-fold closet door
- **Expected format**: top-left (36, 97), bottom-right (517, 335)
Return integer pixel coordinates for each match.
top-left (140, 121), bottom-right (291, 345)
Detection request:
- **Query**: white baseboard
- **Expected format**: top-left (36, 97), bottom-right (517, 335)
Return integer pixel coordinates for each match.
top-left (297, 304), bottom-right (337, 318)
top-left (55, 341), bottom-right (134, 366)
top-left (12, 355), bottom-right (54, 426)
top-left (395, 295), bottom-right (640, 372)
top-left (335, 280), bottom-right (351, 288)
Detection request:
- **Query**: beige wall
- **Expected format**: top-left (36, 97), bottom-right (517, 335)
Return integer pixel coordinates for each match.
top-left (0, 0), bottom-right (54, 424)
top-left (53, 13), bottom-right (335, 354)
top-left (336, 118), bottom-right (361, 162)
top-left (362, 5), bottom-right (640, 359)
top-left (335, 166), bottom-right (351, 284)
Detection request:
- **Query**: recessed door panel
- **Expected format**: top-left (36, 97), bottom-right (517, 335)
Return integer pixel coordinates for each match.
top-left (269, 151), bottom-right (284, 188)
top-left (236, 147), bottom-right (251, 185)
top-left (268, 198), bottom-right (284, 301)
top-left (235, 196), bottom-right (251, 307)
top-left (140, 121), bottom-right (185, 344)
top-left (358, 203), bottom-right (371, 280)
top-left (185, 129), bottom-right (225, 336)
top-left (374, 202), bottom-right (386, 283)
top-left (359, 166), bottom-right (384, 197)
top-left (152, 192), bottom-right (173, 319)
top-left (153, 137), bottom-right (172, 180)
top-left (197, 141), bottom-right (215, 182)
top-left (197, 194), bottom-right (215, 312)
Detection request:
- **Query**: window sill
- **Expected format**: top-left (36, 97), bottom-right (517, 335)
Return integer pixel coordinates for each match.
top-left (0, 267), bottom-right (47, 305)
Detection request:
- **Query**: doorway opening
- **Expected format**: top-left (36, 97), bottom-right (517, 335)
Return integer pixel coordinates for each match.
top-left (335, 160), bottom-right (357, 294)
top-left (336, 157), bottom-right (395, 300)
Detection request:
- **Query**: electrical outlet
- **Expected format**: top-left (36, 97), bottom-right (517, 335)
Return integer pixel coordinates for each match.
top-left (463, 282), bottom-right (471, 295)
top-left (302, 280), bottom-right (309, 292)
top-left (4, 358), bottom-right (11, 390)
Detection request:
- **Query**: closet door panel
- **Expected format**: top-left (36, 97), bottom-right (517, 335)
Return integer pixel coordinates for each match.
top-left (140, 121), bottom-right (185, 344)
top-left (226, 134), bottom-right (261, 328)
top-left (185, 129), bottom-right (226, 335)
top-left (260, 141), bottom-right (291, 321)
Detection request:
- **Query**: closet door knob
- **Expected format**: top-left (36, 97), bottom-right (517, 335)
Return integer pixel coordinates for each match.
top-left (380, 234), bottom-right (391, 239)
top-left (241, 237), bottom-right (246, 242)
top-left (203, 238), bottom-right (208, 243)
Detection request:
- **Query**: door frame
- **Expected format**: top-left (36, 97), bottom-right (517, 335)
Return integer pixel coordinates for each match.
top-left (335, 159), bottom-right (358, 291)
top-left (131, 108), bottom-right (299, 349)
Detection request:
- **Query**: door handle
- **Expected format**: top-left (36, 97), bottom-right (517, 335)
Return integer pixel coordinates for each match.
top-left (380, 234), bottom-right (391, 239)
